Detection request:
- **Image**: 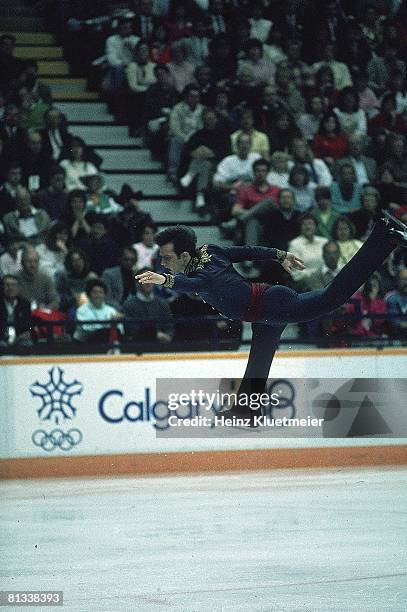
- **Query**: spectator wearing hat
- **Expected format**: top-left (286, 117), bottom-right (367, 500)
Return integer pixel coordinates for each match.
top-left (83, 173), bottom-right (122, 215)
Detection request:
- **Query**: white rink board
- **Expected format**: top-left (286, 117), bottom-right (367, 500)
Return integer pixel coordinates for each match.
top-left (0, 352), bottom-right (406, 458)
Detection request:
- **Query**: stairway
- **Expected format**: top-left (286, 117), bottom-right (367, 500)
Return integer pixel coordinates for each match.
top-left (0, 8), bottom-right (231, 244)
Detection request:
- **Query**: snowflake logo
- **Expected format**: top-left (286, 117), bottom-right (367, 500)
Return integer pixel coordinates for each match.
top-left (29, 367), bottom-right (83, 425)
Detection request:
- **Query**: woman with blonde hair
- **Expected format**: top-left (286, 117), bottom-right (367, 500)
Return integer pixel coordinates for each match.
top-left (267, 151), bottom-right (291, 188)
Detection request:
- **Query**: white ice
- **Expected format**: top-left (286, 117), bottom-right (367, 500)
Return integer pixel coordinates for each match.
top-left (1, 467), bottom-right (407, 612)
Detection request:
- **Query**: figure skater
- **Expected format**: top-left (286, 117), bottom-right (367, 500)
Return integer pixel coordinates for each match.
top-left (136, 213), bottom-right (406, 418)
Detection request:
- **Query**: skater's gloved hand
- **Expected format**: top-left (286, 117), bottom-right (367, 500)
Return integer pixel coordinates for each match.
top-left (135, 271), bottom-right (166, 285)
top-left (281, 252), bottom-right (306, 274)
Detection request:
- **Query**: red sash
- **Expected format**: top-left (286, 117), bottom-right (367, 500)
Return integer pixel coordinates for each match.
top-left (244, 282), bottom-right (268, 322)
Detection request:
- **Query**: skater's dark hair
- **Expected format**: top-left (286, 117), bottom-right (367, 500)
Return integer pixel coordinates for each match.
top-left (156, 225), bottom-right (197, 257)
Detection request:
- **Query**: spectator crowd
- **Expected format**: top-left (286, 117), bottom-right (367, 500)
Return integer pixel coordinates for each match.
top-left (1, 0), bottom-right (407, 351)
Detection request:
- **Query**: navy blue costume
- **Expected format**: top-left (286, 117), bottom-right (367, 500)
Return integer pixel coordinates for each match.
top-left (163, 221), bottom-right (394, 379)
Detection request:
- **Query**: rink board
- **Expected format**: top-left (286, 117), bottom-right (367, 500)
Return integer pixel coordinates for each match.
top-left (0, 349), bottom-right (406, 478)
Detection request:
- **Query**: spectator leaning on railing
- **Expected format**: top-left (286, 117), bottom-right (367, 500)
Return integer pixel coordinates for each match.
top-left (74, 278), bottom-right (123, 344)
top-left (0, 274), bottom-right (32, 348)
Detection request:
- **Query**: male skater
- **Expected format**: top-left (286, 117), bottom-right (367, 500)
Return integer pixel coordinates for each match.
top-left (136, 214), bottom-right (406, 418)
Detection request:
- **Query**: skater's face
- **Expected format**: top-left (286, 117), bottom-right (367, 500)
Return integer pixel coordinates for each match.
top-left (159, 242), bottom-right (190, 273)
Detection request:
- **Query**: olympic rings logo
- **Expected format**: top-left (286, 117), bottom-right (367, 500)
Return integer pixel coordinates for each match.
top-left (32, 428), bottom-right (83, 452)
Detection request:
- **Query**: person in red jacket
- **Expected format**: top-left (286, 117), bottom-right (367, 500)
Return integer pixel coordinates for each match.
top-left (312, 111), bottom-right (348, 167)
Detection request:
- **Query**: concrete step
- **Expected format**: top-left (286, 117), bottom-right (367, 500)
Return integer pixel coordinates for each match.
top-left (98, 149), bottom-right (162, 171)
top-left (2, 32), bottom-right (56, 44)
top-left (53, 91), bottom-right (100, 101)
top-left (15, 46), bottom-right (63, 59)
top-left (104, 173), bottom-right (177, 196)
top-left (41, 77), bottom-right (89, 97)
top-left (0, 17), bottom-right (46, 31)
top-left (57, 102), bottom-right (112, 124)
top-left (42, 77), bottom-right (88, 87)
top-left (38, 61), bottom-right (69, 76)
top-left (71, 125), bottom-right (140, 146)
top-left (138, 200), bottom-right (200, 223)
top-left (194, 226), bottom-right (226, 245)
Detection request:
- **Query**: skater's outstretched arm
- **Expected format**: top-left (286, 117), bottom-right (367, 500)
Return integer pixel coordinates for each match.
top-left (223, 246), bottom-right (305, 273)
top-left (223, 245), bottom-right (286, 263)
top-left (135, 270), bottom-right (208, 292)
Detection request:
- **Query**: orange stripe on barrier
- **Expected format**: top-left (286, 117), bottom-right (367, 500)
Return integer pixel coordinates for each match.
top-left (1, 446), bottom-right (407, 479)
top-left (1, 347), bottom-right (407, 366)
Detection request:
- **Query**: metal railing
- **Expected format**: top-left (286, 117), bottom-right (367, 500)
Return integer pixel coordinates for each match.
top-left (1, 307), bottom-right (406, 356)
